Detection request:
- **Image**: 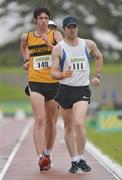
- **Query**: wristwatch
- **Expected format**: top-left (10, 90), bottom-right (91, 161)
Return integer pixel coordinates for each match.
top-left (23, 59), bottom-right (29, 64)
top-left (95, 74), bottom-right (101, 79)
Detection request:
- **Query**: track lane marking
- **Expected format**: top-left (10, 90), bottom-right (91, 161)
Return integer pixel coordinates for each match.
top-left (0, 119), bottom-right (33, 180)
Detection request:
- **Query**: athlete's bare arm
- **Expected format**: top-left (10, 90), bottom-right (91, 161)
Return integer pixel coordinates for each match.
top-left (51, 44), bottom-right (63, 80)
top-left (51, 44), bottom-right (73, 80)
top-left (42, 30), bottom-right (63, 49)
top-left (20, 33), bottom-right (28, 61)
top-left (20, 33), bottom-right (29, 70)
top-left (54, 31), bottom-right (63, 43)
top-left (85, 39), bottom-right (103, 86)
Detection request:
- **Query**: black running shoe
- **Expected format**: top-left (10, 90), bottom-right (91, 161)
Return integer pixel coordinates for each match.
top-left (69, 161), bottom-right (78, 173)
top-left (77, 159), bottom-right (91, 172)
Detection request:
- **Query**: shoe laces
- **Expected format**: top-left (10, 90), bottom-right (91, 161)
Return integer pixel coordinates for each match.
top-left (78, 159), bottom-right (91, 171)
top-left (71, 161), bottom-right (77, 168)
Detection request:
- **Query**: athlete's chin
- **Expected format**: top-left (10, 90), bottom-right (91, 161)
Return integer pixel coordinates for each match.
top-left (40, 24), bottom-right (48, 29)
top-left (70, 34), bottom-right (76, 38)
top-left (70, 36), bottom-right (76, 39)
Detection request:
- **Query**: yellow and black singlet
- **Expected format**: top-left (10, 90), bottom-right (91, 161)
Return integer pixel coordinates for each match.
top-left (27, 30), bottom-right (58, 83)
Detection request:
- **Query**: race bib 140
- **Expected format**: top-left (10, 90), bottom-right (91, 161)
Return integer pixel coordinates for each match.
top-left (33, 55), bottom-right (51, 70)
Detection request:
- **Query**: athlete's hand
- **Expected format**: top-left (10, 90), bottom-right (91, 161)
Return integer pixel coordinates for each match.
top-left (23, 61), bottom-right (29, 71)
top-left (91, 76), bottom-right (101, 86)
top-left (63, 66), bottom-right (73, 78)
top-left (63, 70), bottom-right (73, 78)
top-left (42, 35), bottom-right (53, 49)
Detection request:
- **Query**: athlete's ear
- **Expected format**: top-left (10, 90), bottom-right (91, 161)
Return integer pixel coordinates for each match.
top-left (33, 18), bottom-right (37, 24)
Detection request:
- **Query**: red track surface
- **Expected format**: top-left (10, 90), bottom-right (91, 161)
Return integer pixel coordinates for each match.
top-left (0, 117), bottom-right (118, 180)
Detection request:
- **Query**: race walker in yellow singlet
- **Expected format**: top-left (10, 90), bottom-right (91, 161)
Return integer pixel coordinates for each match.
top-left (27, 30), bottom-right (58, 83)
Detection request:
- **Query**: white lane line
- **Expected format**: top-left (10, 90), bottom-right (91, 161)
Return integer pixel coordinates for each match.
top-left (86, 142), bottom-right (122, 180)
top-left (0, 119), bottom-right (33, 180)
top-left (57, 117), bottom-right (122, 180)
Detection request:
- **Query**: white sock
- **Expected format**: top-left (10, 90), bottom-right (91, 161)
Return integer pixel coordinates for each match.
top-left (38, 154), bottom-right (43, 159)
top-left (77, 155), bottom-right (85, 162)
top-left (43, 149), bottom-right (51, 156)
top-left (71, 156), bottom-right (79, 162)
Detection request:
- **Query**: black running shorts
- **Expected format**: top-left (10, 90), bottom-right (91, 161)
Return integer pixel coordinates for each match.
top-left (28, 82), bottom-right (59, 101)
top-left (55, 84), bottom-right (91, 109)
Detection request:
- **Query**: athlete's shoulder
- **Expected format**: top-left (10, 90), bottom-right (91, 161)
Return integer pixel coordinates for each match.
top-left (54, 30), bottom-right (63, 43)
top-left (21, 31), bottom-right (33, 39)
top-left (52, 40), bottom-right (63, 54)
top-left (20, 32), bottom-right (28, 41)
top-left (85, 39), bottom-right (95, 45)
top-left (57, 39), bottom-right (65, 48)
top-left (78, 37), bottom-right (87, 44)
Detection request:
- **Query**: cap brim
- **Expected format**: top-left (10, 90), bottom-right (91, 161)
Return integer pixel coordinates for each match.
top-left (48, 24), bottom-right (57, 27)
top-left (48, 20), bottom-right (57, 26)
top-left (66, 22), bottom-right (77, 27)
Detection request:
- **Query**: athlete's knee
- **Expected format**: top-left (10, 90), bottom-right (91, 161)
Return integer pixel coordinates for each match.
top-left (46, 121), bottom-right (56, 126)
top-left (65, 124), bottom-right (74, 134)
top-left (74, 121), bottom-right (84, 130)
top-left (34, 115), bottom-right (45, 128)
top-left (46, 116), bottom-right (57, 126)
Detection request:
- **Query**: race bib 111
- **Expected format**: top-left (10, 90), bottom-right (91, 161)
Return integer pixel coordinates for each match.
top-left (69, 57), bottom-right (86, 71)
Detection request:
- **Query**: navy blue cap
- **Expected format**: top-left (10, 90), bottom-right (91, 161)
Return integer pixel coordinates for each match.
top-left (63, 16), bottom-right (78, 28)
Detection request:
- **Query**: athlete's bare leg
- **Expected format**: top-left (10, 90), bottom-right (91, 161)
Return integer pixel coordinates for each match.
top-left (73, 101), bottom-right (88, 155)
top-left (61, 108), bottom-right (77, 158)
top-left (45, 99), bottom-right (58, 151)
top-left (30, 92), bottom-right (46, 156)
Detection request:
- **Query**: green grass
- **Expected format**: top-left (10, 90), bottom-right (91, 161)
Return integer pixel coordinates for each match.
top-left (0, 63), bottom-right (122, 75)
top-left (0, 67), bottom-right (24, 74)
top-left (0, 100), bottom-right (32, 116)
top-left (0, 64), bottom-right (121, 101)
top-left (0, 83), bottom-right (27, 101)
top-left (0, 67), bottom-right (27, 101)
top-left (90, 63), bottom-right (122, 74)
top-left (86, 123), bottom-right (122, 165)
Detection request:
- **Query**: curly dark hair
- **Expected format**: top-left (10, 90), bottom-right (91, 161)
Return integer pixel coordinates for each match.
top-left (33, 7), bottom-right (51, 20)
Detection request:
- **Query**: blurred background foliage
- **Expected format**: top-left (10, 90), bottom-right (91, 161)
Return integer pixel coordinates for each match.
top-left (0, 0), bottom-right (122, 66)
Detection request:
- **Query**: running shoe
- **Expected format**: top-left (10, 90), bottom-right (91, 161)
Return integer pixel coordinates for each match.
top-left (69, 161), bottom-right (78, 173)
top-left (77, 159), bottom-right (91, 172)
top-left (42, 154), bottom-right (51, 170)
top-left (38, 156), bottom-right (49, 171)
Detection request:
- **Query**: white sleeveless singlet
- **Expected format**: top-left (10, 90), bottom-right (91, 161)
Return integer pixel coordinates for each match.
top-left (59, 38), bottom-right (90, 86)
